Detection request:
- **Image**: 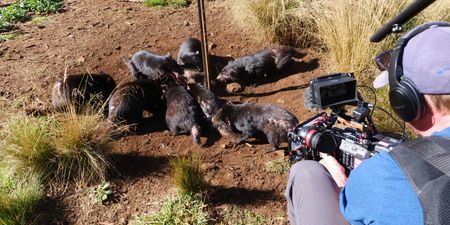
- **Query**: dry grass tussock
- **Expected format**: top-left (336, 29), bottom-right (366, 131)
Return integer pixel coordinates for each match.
top-left (230, 0), bottom-right (317, 47)
top-left (52, 106), bottom-right (114, 184)
top-left (0, 102), bottom-right (114, 185)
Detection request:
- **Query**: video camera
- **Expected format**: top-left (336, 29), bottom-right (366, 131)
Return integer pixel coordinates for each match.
top-left (287, 73), bottom-right (402, 172)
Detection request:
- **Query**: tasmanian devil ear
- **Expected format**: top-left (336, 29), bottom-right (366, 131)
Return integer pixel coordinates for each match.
top-left (225, 117), bottom-right (231, 126)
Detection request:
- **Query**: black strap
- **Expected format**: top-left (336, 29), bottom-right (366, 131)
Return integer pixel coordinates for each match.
top-left (390, 136), bottom-right (450, 225)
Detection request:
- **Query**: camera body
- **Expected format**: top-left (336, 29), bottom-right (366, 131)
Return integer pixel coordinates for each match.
top-left (288, 73), bottom-right (402, 171)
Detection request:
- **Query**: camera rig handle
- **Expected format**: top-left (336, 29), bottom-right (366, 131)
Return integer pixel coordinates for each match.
top-left (370, 0), bottom-right (435, 42)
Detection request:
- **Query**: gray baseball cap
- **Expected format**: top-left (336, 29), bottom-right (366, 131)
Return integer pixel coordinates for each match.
top-left (373, 24), bottom-right (450, 94)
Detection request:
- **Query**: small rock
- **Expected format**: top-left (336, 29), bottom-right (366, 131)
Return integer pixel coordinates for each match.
top-left (115, 46), bottom-right (121, 50)
top-left (220, 144), bottom-right (228, 149)
top-left (226, 82), bottom-right (243, 93)
top-left (76, 56), bottom-right (85, 64)
top-left (277, 98), bottom-right (285, 104)
top-left (183, 21), bottom-right (190, 26)
top-left (208, 43), bottom-right (217, 50)
top-left (37, 24), bottom-right (45, 29)
top-left (68, 34), bottom-right (74, 38)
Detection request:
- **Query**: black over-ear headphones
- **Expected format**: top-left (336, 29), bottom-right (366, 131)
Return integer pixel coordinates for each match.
top-left (388, 21), bottom-right (450, 122)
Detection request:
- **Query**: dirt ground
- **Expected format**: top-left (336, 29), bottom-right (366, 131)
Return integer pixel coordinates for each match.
top-left (0, 0), bottom-right (325, 224)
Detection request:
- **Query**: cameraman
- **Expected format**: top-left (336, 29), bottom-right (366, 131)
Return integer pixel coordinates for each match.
top-left (285, 22), bottom-right (450, 225)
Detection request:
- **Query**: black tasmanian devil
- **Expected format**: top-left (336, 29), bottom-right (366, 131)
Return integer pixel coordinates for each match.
top-left (177, 37), bottom-right (203, 71)
top-left (108, 79), bottom-right (164, 125)
top-left (211, 102), bottom-right (298, 150)
top-left (186, 82), bottom-right (220, 122)
top-left (164, 80), bottom-right (203, 145)
top-left (216, 45), bottom-right (307, 84)
top-left (51, 73), bottom-right (116, 112)
top-left (122, 50), bottom-right (182, 80)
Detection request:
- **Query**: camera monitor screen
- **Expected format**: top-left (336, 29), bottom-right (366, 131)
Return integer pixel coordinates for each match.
top-left (311, 73), bottom-right (357, 108)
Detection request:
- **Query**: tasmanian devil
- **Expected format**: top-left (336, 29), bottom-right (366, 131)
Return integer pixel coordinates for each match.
top-left (186, 82), bottom-right (220, 122)
top-left (108, 79), bottom-right (164, 125)
top-left (51, 73), bottom-right (116, 112)
top-left (122, 50), bottom-right (182, 80)
top-left (164, 80), bottom-right (202, 145)
top-left (211, 102), bottom-right (298, 150)
top-left (216, 45), bottom-right (307, 84)
top-left (177, 37), bottom-right (203, 71)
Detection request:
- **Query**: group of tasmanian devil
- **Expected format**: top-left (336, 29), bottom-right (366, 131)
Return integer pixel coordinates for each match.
top-left (51, 37), bottom-right (308, 151)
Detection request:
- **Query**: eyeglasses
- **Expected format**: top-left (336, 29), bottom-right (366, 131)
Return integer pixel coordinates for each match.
top-left (374, 50), bottom-right (392, 71)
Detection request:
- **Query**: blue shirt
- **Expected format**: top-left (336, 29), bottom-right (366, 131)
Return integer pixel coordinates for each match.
top-left (339, 127), bottom-right (450, 225)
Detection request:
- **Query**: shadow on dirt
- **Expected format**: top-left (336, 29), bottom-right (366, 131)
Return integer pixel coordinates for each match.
top-left (207, 185), bottom-right (280, 206)
top-left (30, 196), bottom-right (70, 225)
top-left (109, 153), bottom-right (170, 179)
top-left (135, 114), bottom-right (168, 135)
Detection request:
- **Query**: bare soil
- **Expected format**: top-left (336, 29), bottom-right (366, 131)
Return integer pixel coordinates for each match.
top-left (0, 0), bottom-right (325, 224)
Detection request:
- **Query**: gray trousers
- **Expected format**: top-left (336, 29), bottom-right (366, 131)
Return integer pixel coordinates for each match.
top-left (285, 160), bottom-right (349, 225)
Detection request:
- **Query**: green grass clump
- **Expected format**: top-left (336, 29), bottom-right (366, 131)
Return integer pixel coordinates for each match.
top-left (144, 0), bottom-right (190, 8)
top-left (31, 15), bottom-right (50, 24)
top-left (170, 153), bottom-right (206, 196)
top-left (132, 194), bottom-right (209, 225)
top-left (0, 171), bottom-right (42, 225)
top-left (144, 0), bottom-right (169, 7)
top-left (0, 32), bottom-right (19, 42)
top-left (220, 207), bottom-right (267, 225)
top-left (265, 157), bottom-right (291, 174)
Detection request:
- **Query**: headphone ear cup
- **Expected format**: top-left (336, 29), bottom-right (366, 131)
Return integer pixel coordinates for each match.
top-left (389, 78), bottom-right (424, 122)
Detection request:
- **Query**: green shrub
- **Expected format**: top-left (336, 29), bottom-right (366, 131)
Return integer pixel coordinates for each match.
top-left (0, 0), bottom-right (62, 32)
top-left (132, 194), bottom-right (209, 225)
top-left (91, 181), bottom-right (113, 204)
top-left (0, 171), bottom-right (42, 225)
top-left (0, 5), bottom-right (29, 23)
top-left (18, 0), bottom-right (63, 13)
top-left (170, 153), bottom-right (206, 196)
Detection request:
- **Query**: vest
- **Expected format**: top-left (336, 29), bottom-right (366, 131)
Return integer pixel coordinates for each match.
top-left (390, 136), bottom-right (450, 225)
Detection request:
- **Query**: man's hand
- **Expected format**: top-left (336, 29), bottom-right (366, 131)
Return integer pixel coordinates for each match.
top-left (319, 153), bottom-right (347, 188)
